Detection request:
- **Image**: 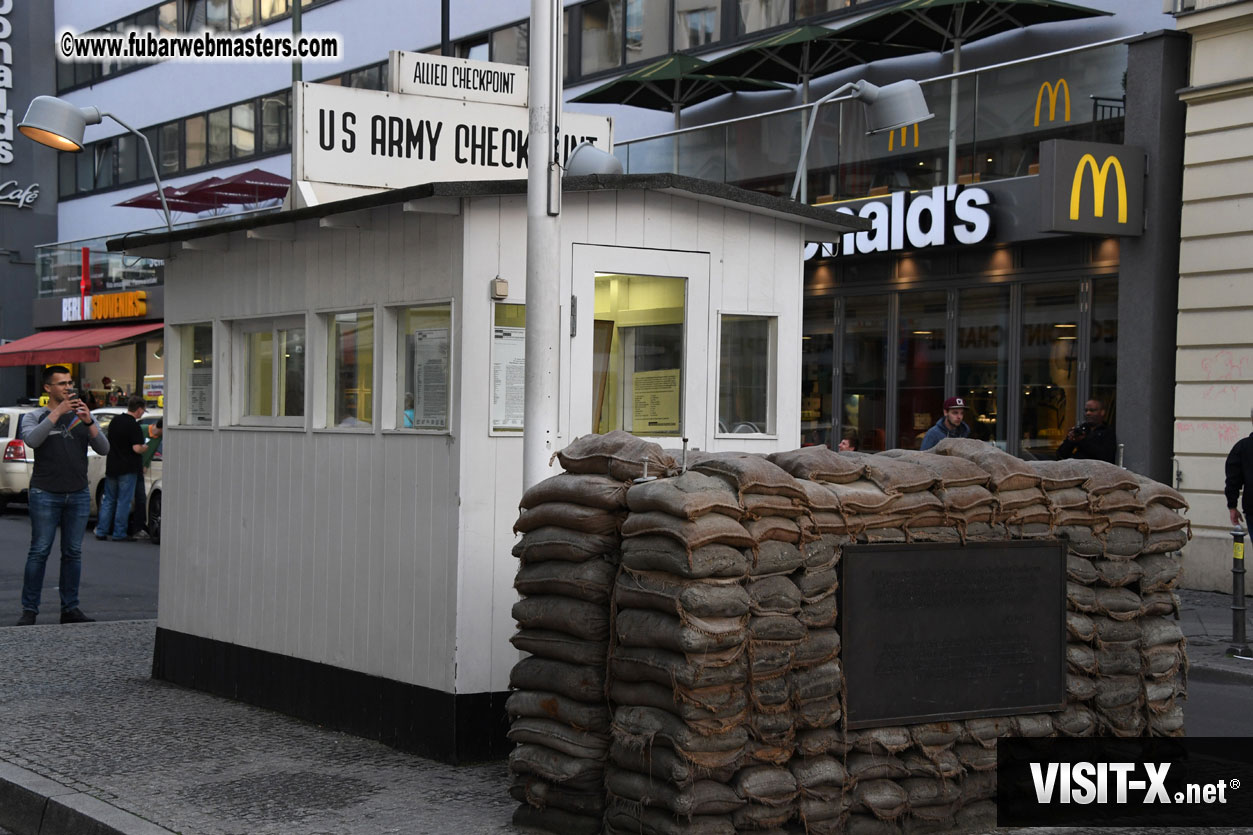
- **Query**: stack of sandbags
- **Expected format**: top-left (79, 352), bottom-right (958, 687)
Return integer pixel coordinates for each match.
top-left (606, 467), bottom-right (755, 834)
top-left (930, 439), bottom-right (1047, 539)
top-left (688, 453), bottom-right (808, 831)
top-left (879, 449), bottom-right (996, 542)
top-left (509, 432), bottom-right (672, 834)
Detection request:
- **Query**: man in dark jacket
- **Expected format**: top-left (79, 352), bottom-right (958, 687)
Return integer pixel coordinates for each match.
top-left (95, 395), bottom-right (147, 542)
top-left (1057, 399), bottom-right (1117, 463)
top-left (1226, 408), bottom-right (1253, 528)
top-left (920, 396), bottom-right (971, 450)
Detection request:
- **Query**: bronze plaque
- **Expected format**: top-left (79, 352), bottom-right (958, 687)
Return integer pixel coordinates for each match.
top-left (840, 541), bottom-right (1066, 729)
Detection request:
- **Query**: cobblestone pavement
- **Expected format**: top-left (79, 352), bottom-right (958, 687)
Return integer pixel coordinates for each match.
top-left (0, 620), bottom-right (520, 835)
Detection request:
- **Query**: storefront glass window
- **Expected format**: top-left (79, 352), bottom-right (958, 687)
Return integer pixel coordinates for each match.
top-left (246, 331), bottom-right (274, 417)
top-left (185, 115), bottom-right (206, 169)
top-left (1090, 277), bottom-right (1118, 429)
top-left (593, 273), bottom-right (685, 437)
top-left (207, 108), bottom-right (231, 165)
top-left (802, 297), bottom-right (834, 448)
top-left (719, 315), bottom-right (776, 436)
top-left (897, 291), bottom-right (947, 450)
top-left (261, 92), bottom-right (290, 153)
top-left (159, 123), bottom-right (181, 175)
top-left (398, 305), bottom-right (451, 431)
top-left (328, 311), bottom-right (374, 428)
top-left (841, 295), bottom-right (889, 452)
top-left (626, 0), bottom-right (669, 63)
top-left (1020, 282), bottom-right (1080, 459)
top-left (492, 23), bottom-right (529, 66)
top-left (244, 320), bottom-right (304, 420)
top-left (957, 286), bottom-right (1010, 446)
top-left (582, 0), bottom-right (624, 75)
top-left (231, 103), bottom-right (256, 158)
top-left (739, 0), bottom-right (788, 35)
top-left (182, 324), bottom-right (214, 426)
top-left (674, 0), bottom-right (719, 49)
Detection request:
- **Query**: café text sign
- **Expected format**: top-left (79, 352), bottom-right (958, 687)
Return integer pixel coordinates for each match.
top-left (296, 83), bottom-right (613, 190)
top-left (389, 51), bottom-right (527, 107)
top-left (62, 290), bottom-right (148, 323)
top-left (0, 0), bottom-right (41, 209)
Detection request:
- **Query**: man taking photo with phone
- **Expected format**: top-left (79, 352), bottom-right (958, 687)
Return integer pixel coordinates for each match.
top-left (14, 366), bottom-right (110, 626)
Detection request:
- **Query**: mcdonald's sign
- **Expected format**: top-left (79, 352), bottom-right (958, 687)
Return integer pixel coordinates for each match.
top-left (888, 123), bottom-right (920, 151)
top-left (1034, 79), bottom-right (1070, 127)
top-left (1038, 139), bottom-right (1144, 236)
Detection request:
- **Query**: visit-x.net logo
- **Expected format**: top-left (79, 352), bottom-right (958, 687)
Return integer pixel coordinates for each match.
top-left (998, 739), bottom-right (1253, 826)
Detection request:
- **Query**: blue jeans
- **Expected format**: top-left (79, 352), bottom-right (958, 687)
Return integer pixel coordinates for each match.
top-left (22, 487), bottom-right (92, 614)
top-left (96, 472), bottom-right (139, 540)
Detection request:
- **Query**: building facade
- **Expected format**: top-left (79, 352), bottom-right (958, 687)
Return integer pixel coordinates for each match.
top-left (1171, 0), bottom-right (1253, 591)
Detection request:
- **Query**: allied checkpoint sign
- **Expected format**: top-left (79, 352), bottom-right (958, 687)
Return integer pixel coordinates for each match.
top-left (294, 58), bottom-right (613, 191)
top-left (840, 541), bottom-right (1066, 729)
top-left (389, 51), bottom-right (528, 107)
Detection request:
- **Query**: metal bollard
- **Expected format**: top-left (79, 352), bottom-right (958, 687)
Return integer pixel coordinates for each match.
top-left (1227, 526), bottom-right (1253, 660)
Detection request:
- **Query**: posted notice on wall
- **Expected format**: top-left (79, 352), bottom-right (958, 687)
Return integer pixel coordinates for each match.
top-left (186, 368), bottom-right (213, 425)
top-left (631, 369), bottom-right (680, 434)
top-left (409, 328), bottom-right (449, 429)
top-left (491, 326), bottom-right (526, 432)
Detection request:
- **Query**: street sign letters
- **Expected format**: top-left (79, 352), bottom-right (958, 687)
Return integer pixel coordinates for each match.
top-left (804, 185), bottom-right (992, 259)
top-left (1039, 139), bottom-right (1145, 236)
top-left (388, 51), bottom-right (528, 108)
top-left (295, 82), bottom-right (613, 191)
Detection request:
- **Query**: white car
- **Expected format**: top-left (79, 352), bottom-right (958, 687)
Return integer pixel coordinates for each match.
top-left (0, 406), bottom-right (37, 513)
top-left (88, 407), bottom-right (163, 525)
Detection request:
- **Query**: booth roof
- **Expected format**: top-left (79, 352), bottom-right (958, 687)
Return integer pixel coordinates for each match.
top-left (105, 173), bottom-right (871, 254)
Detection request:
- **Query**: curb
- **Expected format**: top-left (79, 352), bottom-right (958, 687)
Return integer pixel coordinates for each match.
top-left (0, 763), bottom-right (175, 835)
top-left (1188, 657), bottom-right (1253, 685)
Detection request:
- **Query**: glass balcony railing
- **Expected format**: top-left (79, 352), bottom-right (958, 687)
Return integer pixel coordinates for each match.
top-left (615, 40), bottom-right (1129, 203)
top-left (35, 236), bottom-right (165, 299)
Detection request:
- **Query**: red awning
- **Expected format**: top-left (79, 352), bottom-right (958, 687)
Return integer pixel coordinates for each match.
top-left (0, 323), bottom-right (164, 367)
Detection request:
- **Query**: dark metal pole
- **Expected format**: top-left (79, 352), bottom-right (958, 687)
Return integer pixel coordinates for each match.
top-left (291, 0), bottom-right (302, 83)
top-left (1228, 526), bottom-right (1252, 659)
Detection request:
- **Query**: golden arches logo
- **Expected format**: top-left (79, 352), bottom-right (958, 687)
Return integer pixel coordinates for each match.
top-left (1034, 79), bottom-right (1070, 127)
top-left (1070, 154), bottom-right (1128, 223)
top-left (888, 123), bottom-right (919, 151)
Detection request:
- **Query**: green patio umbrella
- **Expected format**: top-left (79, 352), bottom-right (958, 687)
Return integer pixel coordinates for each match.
top-left (570, 54), bottom-right (786, 131)
top-left (831, 0), bottom-right (1112, 181)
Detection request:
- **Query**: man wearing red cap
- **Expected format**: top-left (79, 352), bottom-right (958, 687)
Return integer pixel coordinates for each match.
top-left (920, 396), bottom-right (971, 450)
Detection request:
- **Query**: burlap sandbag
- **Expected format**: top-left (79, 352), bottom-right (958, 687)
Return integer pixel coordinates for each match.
top-left (1028, 460), bottom-right (1090, 490)
top-left (1091, 615), bottom-right (1141, 644)
top-left (612, 645), bottom-right (747, 690)
top-left (1144, 643), bottom-right (1185, 679)
top-left (931, 438), bottom-right (1041, 490)
top-left (515, 557), bottom-right (617, 603)
top-left (853, 779), bottom-right (909, 820)
top-left (793, 628), bottom-right (842, 667)
top-left (748, 641), bottom-right (793, 680)
top-left (845, 453), bottom-right (938, 494)
top-left (623, 511), bottom-right (756, 550)
top-left (557, 430), bottom-right (677, 481)
top-left (790, 755), bottom-right (848, 794)
top-left (908, 526), bottom-right (963, 543)
top-left (1142, 616), bottom-right (1185, 648)
top-left (848, 726), bottom-right (912, 754)
top-left (1067, 581), bottom-right (1097, 613)
top-left (1092, 558), bottom-right (1144, 588)
top-left (1052, 704), bottom-right (1098, 735)
top-left (811, 511), bottom-right (853, 535)
top-left (1067, 554), bottom-right (1098, 585)
top-left (748, 613), bottom-right (807, 643)
top-left (689, 452), bottom-right (807, 500)
top-left (1095, 675), bottom-right (1142, 709)
top-left (846, 812), bottom-right (904, 835)
top-left (798, 594), bottom-right (839, 628)
top-left (934, 485), bottom-right (997, 513)
top-left (880, 448), bottom-right (991, 487)
top-left (512, 594), bottom-right (610, 641)
top-left (612, 705), bottom-right (749, 767)
top-left (1067, 643), bottom-right (1097, 675)
top-left (609, 739), bottom-right (738, 786)
top-left (1141, 504), bottom-right (1190, 533)
top-left (745, 515), bottom-right (803, 545)
top-left (514, 502), bottom-right (624, 536)
top-left (825, 479), bottom-right (899, 513)
top-left (1144, 527), bottom-right (1190, 554)
top-left (1099, 702), bottom-right (1148, 737)
top-left (506, 690), bottom-right (610, 735)
top-left (860, 525), bottom-right (909, 544)
top-left (604, 804), bottom-right (736, 835)
top-left (621, 536), bottom-right (748, 579)
top-left (1047, 459), bottom-right (1140, 494)
top-left (1047, 486), bottom-right (1093, 510)
top-left (1102, 523), bottom-right (1147, 558)
top-left (901, 748), bottom-right (962, 779)
top-left (509, 742), bottom-right (604, 792)
top-left (510, 656), bottom-right (605, 703)
top-left (909, 722), bottom-right (960, 749)
top-left (731, 802), bottom-right (793, 830)
top-left (1149, 702), bottom-right (1185, 736)
top-left (790, 660), bottom-right (843, 703)
top-left (733, 765), bottom-right (800, 806)
top-left (608, 679), bottom-right (747, 730)
top-left (1141, 590), bottom-right (1179, 617)
top-left (1067, 611), bottom-right (1096, 641)
top-left (513, 527), bottom-right (620, 563)
top-left (995, 486), bottom-right (1047, 510)
top-left (795, 698), bottom-right (843, 731)
top-left (510, 774), bottom-right (606, 817)
top-left (847, 752), bottom-right (910, 781)
top-left (616, 568), bottom-right (750, 618)
top-left (1093, 489), bottom-right (1146, 514)
top-left (960, 771), bottom-right (997, 803)
top-left (1094, 586), bottom-right (1142, 621)
top-left (767, 445), bottom-right (866, 484)
top-left (1133, 473), bottom-right (1188, 509)
top-left (511, 630), bottom-right (607, 666)
top-left (964, 715), bottom-right (1016, 746)
top-left (802, 535), bottom-right (842, 569)
top-left (615, 608), bottom-right (747, 656)
top-left (901, 776), bottom-right (962, 809)
top-left (513, 803), bottom-right (603, 835)
top-left (742, 492), bottom-right (807, 520)
top-left (747, 575), bottom-right (804, 614)
top-left (1067, 673), bottom-right (1098, 701)
top-left (508, 717), bottom-right (610, 760)
top-left (796, 728), bottom-right (850, 758)
top-left (753, 541), bottom-right (805, 576)
top-left (521, 472), bottom-right (630, 510)
top-left (1056, 525), bottom-right (1104, 557)
top-left (606, 767), bottom-right (746, 817)
top-left (799, 479), bottom-right (844, 513)
top-left (1096, 643), bottom-right (1143, 676)
top-left (794, 566), bottom-right (838, 603)
top-left (627, 471), bottom-right (744, 521)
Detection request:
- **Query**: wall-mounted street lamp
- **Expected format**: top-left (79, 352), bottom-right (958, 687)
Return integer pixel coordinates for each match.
top-left (19, 95), bottom-right (173, 233)
top-left (790, 79), bottom-right (935, 201)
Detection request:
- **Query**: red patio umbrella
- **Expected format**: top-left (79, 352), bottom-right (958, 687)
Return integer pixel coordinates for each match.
top-left (114, 185), bottom-right (225, 214)
top-left (187, 168), bottom-right (290, 204)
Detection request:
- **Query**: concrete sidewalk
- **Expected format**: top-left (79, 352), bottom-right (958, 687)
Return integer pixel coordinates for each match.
top-left (1, 590), bottom-right (1250, 835)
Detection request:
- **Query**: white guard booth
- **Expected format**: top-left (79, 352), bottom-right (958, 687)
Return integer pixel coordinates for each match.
top-left (112, 173), bottom-right (866, 762)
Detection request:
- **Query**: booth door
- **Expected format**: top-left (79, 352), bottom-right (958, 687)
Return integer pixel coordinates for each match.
top-left (569, 245), bottom-right (710, 452)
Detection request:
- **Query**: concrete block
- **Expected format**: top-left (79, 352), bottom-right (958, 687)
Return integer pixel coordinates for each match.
top-left (41, 793), bottom-right (176, 835)
top-left (0, 761), bottom-right (72, 835)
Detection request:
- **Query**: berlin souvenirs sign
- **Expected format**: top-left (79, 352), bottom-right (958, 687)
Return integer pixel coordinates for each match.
top-left (295, 80), bottom-right (613, 191)
top-left (389, 51), bottom-right (527, 107)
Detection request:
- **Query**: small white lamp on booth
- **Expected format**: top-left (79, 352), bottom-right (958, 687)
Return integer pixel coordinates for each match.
top-left (19, 95), bottom-right (173, 233)
top-left (790, 79), bottom-right (935, 200)
top-left (565, 142), bottom-right (624, 177)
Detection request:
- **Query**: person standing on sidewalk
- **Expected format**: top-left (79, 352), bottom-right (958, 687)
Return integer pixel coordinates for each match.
top-left (1057, 399), bottom-right (1117, 463)
top-left (1225, 406), bottom-right (1253, 528)
top-left (920, 396), bottom-right (971, 451)
top-left (96, 395), bottom-right (147, 543)
top-left (15, 366), bottom-right (110, 626)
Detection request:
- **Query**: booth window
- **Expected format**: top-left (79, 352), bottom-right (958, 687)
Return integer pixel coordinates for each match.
top-left (398, 304), bottom-right (451, 432)
top-left (328, 310), bottom-right (374, 428)
top-left (181, 323), bottom-right (214, 426)
top-left (718, 314), bottom-right (777, 436)
top-left (241, 317), bottom-right (305, 422)
top-left (593, 273), bottom-right (685, 437)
